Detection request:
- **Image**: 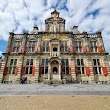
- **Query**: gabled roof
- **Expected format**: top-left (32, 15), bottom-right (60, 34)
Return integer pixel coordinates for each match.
top-left (46, 17), bottom-right (65, 21)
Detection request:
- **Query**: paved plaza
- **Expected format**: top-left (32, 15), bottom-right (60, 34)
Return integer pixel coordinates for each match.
top-left (0, 83), bottom-right (110, 95)
top-left (0, 83), bottom-right (110, 110)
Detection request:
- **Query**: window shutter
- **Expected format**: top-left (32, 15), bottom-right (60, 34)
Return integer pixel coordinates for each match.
top-left (9, 47), bottom-right (13, 52)
top-left (89, 46), bottom-right (92, 52)
top-left (75, 66), bottom-right (78, 75)
top-left (21, 67), bottom-right (25, 75)
top-left (68, 46), bottom-right (70, 52)
top-left (98, 46), bottom-right (103, 52)
top-left (82, 46), bottom-right (86, 52)
top-left (102, 67), bottom-right (108, 76)
top-left (25, 47), bottom-right (28, 52)
top-left (60, 46), bottom-right (62, 52)
top-left (69, 67), bottom-right (72, 75)
top-left (32, 67), bottom-right (35, 76)
top-left (19, 47), bottom-right (22, 53)
top-left (48, 46), bottom-right (50, 52)
top-left (73, 46), bottom-right (76, 52)
top-left (39, 67), bottom-right (42, 74)
top-left (40, 46), bottom-right (42, 52)
top-left (34, 47), bottom-right (37, 53)
top-left (15, 67), bottom-right (18, 75)
top-left (93, 67), bottom-right (96, 75)
top-left (85, 67), bottom-right (90, 76)
top-left (3, 67), bottom-right (8, 75)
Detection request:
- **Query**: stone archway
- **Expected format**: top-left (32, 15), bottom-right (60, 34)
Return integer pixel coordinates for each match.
top-left (48, 58), bottom-right (61, 80)
top-left (53, 67), bottom-right (58, 73)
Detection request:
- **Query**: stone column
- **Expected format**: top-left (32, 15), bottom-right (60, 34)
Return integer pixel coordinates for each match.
top-left (48, 63), bottom-right (51, 80)
top-left (59, 62), bottom-right (61, 80)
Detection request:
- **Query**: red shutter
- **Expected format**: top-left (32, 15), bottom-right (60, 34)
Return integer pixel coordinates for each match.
top-left (48, 46), bottom-right (50, 52)
top-left (9, 47), bottom-right (13, 52)
top-left (60, 46), bottom-right (62, 52)
top-left (32, 67), bottom-right (35, 76)
top-left (3, 67), bottom-right (8, 75)
top-left (89, 46), bottom-right (92, 52)
top-left (93, 67), bottom-right (96, 75)
top-left (85, 67), bottom-right (90, 76)
top-left (69, 67), bottom-right (72, 75)
top-left (40, 46), bottom-right (42, 52)
top-left (68, 46), bottom-right (70, 52)
top-left (25, 47), bottom-right (28, 52)
top-left (21, 67), bottom-right (25, 75)
top-left (98, 46), bottom-right (103, 52)
top-left (15, 67), bottom-right (18, 75)
top-left (39, 67), bottom-right (42, 74)
top-left (102, 67), bottom-right (108, 76)
top-left (82, 46), bottom-right (86, 52)
top-left (75, 66), bottom-right (78, 75)
top-left (19, 47), bottom-right (22, 53)
top-left (34, 47), bottom-right (37, 53)
top-left (73, 46), bottom-right (76, 52)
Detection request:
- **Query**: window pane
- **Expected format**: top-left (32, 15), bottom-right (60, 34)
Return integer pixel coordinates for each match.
top-left (43, 47), bottom-right (45, 52)
top-left (12, 67), bottom-right (15, 74)
top-left (45, 67), bottom-right (48, 74)
top-left (46, 42), bottom-right (49, 46)
top-left (62, 67), bottom-right (65, 74)
top-left (62, 59), bottom-right (65, 66)
top-left (94, 67), bottom-right (98, 74)
top-left (43, 42), bottom-right (45, 46)
top-left (79, 42), bottom-right (81, 46)
top-left (9, 67), bottom-right (12, 74)
top-left (99, 67), bottom-right (101, 74)
top-left (81, 59), bottom-right (84, 65)
top-left (79, 47), bottom-right (82, 52)
top-left (93, 59), bottom-right (96, 65)
top-left (78, 67), bottom-right (81, 74)
top-left (42, 67), bottom-right (44, 74)
top-left (46, 47), bottom-right (48, 52)
top-left (26, 59), bottom-right (30, 65)
top-left (29, 67), bottom-right (32, 74)
top-left (77, 59), bottom-right (80, 65)
top-left (95, 47), bottom-right (97, 52)
top-left (42, 59), bottom-right (45, 66)
top-left (10, 59), bottom-right (14, 66)
top-left (76, 47), bottom-right (78, 52)
top-left (32, 47), bottom-right (34, 52)
top-left (13, 47), bottom-right (16, 52)
top-left (66, 59), bottom-right (68, 65)
top-left (26, 67), bottom-right (28, 74)
top-left (82, 67), bottom-right (85, 74)
top-left (97, 59), bottom-right (100, 66)
top-left (66, 67), bottom-right (69, 74)
top-left (14, 59), bottom-right (17, 65)
top-left (65, 47), bottom-right (67, 52)
top-left (30, 59), bottom-right (33, 65)
top-left (46, 59), bottom-right (48, 65)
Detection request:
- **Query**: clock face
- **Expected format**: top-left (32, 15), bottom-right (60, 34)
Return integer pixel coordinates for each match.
top-left (53, 14), bottom-right (57, 19)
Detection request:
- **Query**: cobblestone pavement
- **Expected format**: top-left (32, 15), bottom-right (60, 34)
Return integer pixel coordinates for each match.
top-left (0, 95), bottom-right (110, 110)
top-left (0, 83), bottom-right (110, 95)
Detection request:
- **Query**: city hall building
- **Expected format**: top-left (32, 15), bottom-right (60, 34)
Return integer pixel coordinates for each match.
top-left (0, 9), bottom-right (110, 84)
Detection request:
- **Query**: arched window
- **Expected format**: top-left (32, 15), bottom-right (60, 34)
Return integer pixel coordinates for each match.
top-left (53, 47), bottom-right (57, 51)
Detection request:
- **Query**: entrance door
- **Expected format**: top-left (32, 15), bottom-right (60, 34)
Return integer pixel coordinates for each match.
top-left (53, 67), bottom-right (58, 73)
top-left (51, 60), bottom-right (60, 80)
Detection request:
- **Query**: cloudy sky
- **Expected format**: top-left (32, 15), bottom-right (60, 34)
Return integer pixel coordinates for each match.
top-left (0, 0), bottom-right (110, 56)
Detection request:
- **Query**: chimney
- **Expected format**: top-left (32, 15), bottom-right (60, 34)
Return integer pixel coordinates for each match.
top-left (73, 26), bottom-right (79, 34)
top-left (32, 26), bottom-right (39, 34)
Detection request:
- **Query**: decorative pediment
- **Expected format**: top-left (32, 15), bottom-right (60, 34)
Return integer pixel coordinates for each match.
top-left (42, 36), bottom-right (50, 41)
top-left (90, 38), bottom-right (97, 41)
top-left (74, 38), bottom-right (82, 41)
top-left (60, 36), bottom-right (68, 41)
